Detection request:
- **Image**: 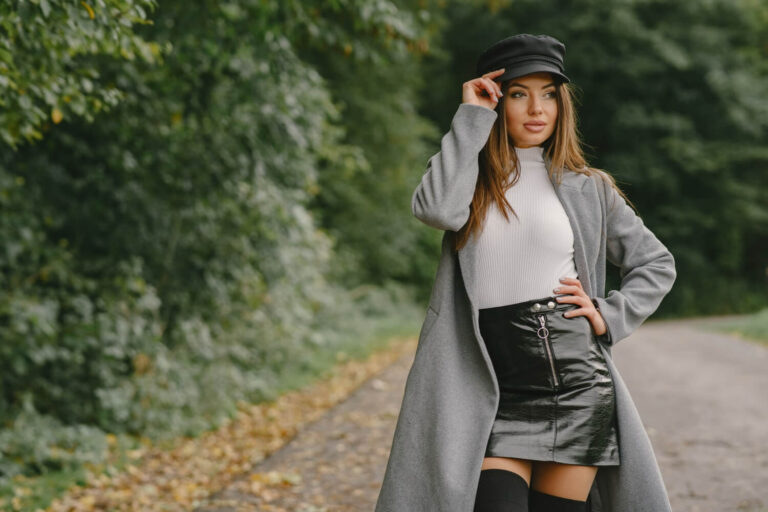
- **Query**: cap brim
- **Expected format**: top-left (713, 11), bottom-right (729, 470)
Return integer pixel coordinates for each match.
top-left (493, 62), bottom-right (569, 84)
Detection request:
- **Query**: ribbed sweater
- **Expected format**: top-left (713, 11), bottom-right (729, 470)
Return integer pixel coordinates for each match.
top-left (460, 145), bottom-right (578, 309)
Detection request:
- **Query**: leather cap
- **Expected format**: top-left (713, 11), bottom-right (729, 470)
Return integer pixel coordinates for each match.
top-left (476, 34), bottom-right (569, 84)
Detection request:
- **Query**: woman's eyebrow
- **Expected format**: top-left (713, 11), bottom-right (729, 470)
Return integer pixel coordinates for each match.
top-left (508, 82), bottom-right (557, 89)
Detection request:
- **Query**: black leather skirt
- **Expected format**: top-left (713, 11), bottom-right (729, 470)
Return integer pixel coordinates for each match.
top-left (479, 295), bottom-right (620, 466)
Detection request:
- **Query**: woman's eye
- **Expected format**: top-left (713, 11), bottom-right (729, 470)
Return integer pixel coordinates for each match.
top-left (508, 90), bottom-right (556, 99)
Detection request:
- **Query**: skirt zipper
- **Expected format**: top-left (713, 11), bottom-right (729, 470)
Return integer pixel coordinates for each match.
top-left (536, 314), bottom-right (560, 390)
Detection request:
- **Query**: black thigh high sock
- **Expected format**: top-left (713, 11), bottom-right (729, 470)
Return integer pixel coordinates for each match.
top-left (529, 488), bottom-right (588, 512)
top-left (472, 469), bottom-right (529, 512)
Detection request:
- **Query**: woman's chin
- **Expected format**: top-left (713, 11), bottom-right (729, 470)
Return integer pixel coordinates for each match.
top-left (510, 137), bottom-right (546, 148)
top-left (509, 132), bottom-right (552, 148)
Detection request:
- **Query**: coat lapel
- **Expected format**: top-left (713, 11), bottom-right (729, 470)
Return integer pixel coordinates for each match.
top-left (545, 159), bottom-right (595, 298)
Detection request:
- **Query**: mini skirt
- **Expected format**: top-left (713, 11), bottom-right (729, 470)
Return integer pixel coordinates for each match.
top-left (479, 294), bottom-right (620, 466)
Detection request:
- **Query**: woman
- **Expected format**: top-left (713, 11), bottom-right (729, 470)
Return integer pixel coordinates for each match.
top-left (462, 34), bottom-right (621, 512)
top-left (375, 34), bottom-right (676, 512)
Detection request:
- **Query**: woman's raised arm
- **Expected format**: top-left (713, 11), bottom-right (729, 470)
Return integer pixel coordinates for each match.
top-left (411, 103), bottom-right (498, 231)
top-left (411, 69), bottom-right (504, 231)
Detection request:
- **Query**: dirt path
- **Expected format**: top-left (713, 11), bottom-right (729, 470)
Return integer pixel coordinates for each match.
top-left (194, 348), bottom-right (413, 512)
top-left (195, 318), bottom-right (768, 512)
top-left (612, 318), bottom-right (768, 512)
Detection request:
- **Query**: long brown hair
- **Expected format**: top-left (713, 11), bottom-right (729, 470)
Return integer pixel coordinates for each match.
top-left (453, 78), bottom-right (635, 252)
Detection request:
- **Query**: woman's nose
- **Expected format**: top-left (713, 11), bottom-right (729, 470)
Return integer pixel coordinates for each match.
top-left (529, 98), bottom-right (543, 114)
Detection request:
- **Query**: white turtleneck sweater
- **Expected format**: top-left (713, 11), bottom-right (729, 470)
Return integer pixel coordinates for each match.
top-left (460, 145), bottom-right (579, 309)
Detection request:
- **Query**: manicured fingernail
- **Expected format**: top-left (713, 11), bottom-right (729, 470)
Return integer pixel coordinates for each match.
top-left (553, 288), bottom-right (560, 293)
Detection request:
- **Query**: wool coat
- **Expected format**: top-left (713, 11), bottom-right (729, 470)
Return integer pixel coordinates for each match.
top-left (374, 103), bottom-right (677, 512)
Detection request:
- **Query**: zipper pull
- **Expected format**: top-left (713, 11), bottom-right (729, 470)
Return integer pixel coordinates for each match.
top-left (536, 314), bottom-right (549, 340)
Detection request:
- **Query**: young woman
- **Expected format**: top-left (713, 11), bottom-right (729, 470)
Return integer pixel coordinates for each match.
top-left (375, 34), bottom-right (676, 512)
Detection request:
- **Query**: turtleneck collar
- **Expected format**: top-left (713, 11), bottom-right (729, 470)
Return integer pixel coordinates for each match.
top-left (515, 146), bottom-right (544, 164)
top-left (513, 145), bottom-right (545, 164)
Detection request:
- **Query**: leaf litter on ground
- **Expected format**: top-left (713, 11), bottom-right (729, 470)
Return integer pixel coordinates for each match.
top-left (40, 335), bottom-right (417, 512)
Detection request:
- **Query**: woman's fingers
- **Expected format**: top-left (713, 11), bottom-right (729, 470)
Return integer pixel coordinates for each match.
top-left (553, 294), bottom-right (586, 304)
top-left (553, 277), bottom-right (606, 333)
top-left (558, 277), bottom-right (583, 288)
top-left (483, 69), bottom-right (505, 96)
top-left (472, 77), bottom-right (496, 102)
top-left (461, 68), bottom-right (504, 109)
top-left (554, 294), bottom-right (588, 314)
top-left (553, 282), bottom-right (585, 297)
top-left (554, 278), bottom-right (590, 318)
top-left (483, 68), bottom-right (506, 80)
top-left (479, 77), bottom-right (503, 99)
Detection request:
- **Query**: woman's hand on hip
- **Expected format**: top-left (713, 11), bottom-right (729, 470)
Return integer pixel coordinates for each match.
top-left (462, 68), bottom-right (505, 110)
top-left (552, 277), bottom-right (608, 336)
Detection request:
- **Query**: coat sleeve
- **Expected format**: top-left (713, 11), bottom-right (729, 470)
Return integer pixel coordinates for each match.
top-left (591, 173), bottom-right (677, 345)
top-left (411, 103), bottom-right (498, 231)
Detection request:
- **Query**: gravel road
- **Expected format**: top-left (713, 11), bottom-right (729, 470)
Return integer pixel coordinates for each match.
top-left (196, 317), bottom-right (768, 512)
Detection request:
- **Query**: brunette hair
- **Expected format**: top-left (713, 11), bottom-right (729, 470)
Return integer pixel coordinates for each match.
top-left (453, 78), bottom-right (635, 252)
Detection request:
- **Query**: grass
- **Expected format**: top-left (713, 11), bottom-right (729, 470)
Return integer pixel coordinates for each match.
top-left (703, 307), bottom-right (768, 345)
top-left (273, 311), bottom-right (422, 396)
top-left (0, 433), bottom-right (143, 512)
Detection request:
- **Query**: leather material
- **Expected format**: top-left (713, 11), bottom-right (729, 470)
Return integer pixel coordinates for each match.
top-left (479, 295), bottom-right (620, 466)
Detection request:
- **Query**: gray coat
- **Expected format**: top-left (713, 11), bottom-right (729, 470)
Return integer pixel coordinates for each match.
top-left (375, 103), bottom-right (677, 512)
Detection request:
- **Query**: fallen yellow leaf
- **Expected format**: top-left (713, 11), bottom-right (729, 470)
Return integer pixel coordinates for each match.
top-left (81, 1), bottom-right (95, 19)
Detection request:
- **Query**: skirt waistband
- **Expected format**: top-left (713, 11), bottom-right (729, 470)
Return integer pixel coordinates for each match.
top-left (479, 294), bottom-right (578, 323)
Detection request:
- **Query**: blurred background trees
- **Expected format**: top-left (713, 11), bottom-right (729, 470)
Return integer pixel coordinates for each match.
top-left (0, 0), bottom-right (766, 490)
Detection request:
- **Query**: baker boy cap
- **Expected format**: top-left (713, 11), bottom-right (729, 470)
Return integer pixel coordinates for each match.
top-left (476, 33), bottom-right (570, 84)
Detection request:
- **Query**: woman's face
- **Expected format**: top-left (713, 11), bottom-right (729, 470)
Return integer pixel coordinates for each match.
top-left (503, 72), bottom-right (558, 148)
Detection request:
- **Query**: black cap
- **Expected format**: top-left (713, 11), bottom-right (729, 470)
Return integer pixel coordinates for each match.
top-left (476, 34), bottom-right (569, 84)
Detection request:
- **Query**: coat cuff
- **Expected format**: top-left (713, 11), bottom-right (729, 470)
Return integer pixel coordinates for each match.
top-left (591, 296), bottom-right (614, 345)
top-left (451, 103), bottom-right (499, 152)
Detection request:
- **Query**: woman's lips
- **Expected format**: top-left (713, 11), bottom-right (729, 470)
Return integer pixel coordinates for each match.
top-left (524, 121), bottom-right (547, 133)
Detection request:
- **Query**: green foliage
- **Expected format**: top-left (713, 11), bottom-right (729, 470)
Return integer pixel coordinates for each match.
top-left (300, 4), bottom-right (444, 291)
top-left (0, 0), bottom-right (435, 485)
top-left (0, 0), bottom-right (162, 147)
top-left (0, 397), bottom-right (108, 476)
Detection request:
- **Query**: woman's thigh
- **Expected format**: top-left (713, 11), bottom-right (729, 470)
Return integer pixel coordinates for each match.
top-left (530, 461), bottom-right (598, 501)
top-left (480, 457), bottom-right (533, 485)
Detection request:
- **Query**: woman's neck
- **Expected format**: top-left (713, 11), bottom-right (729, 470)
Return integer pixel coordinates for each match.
top-left (513, 145), bottom-right (544, 164)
